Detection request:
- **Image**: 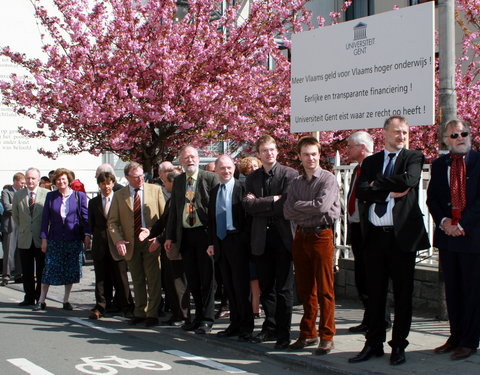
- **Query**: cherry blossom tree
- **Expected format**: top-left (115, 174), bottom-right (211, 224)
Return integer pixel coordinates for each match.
top-left (0, 0), bottom-right (312, 170)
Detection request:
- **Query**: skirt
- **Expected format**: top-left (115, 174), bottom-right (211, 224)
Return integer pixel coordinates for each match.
top-left (42, 240), bottom-right (83, 285)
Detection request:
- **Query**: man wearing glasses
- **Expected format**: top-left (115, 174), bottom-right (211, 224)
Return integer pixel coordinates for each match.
top-left (108, 161), bottom-right (165, 327)
top-left (427, 119), bottom-right (480, 360)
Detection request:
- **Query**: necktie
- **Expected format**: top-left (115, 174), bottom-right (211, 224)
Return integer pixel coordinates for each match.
top-left (348, 166), bottom-right (361, 216)
top-left (29, 192), bottom-right (35, 215)
top-left (450, 153), bottom-right (467, 225)
top-left (374, 153), bottom-right (396, 218)
top-left (134, 189), bottom-right (141, 237)
top-left (104, 196), bottom-right (111, 217)
top-left (186, 177), bottom-right (196, 226)
top-left (216, 184), bottom-right (227, 240)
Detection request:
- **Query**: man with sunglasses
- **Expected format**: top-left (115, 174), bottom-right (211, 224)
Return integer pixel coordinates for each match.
top-left (427, 119), bottom-right (480, 360)
top-left (349, 116), bottom-right (430, 366)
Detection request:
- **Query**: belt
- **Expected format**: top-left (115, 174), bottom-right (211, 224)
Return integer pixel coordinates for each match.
top-left (226, 229), bottom-right (240, 235)
top-left (372, 225), bottom-right (394, 233)
top-left (298, 225), bottom-right (332, 234)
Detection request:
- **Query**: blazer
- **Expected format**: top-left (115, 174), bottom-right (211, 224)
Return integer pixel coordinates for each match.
top-left (12, 187), bottom-right (49, 249)
top-left (1, 187), bottom-right (15, 233)
top-left (426, 150), bottom-right (480, 253)
top-left (357, 148), bottom-right (430, 252)
top-left (88, 194), bottom-right (122, 261)
top-left (208, 179), bottom-right (249, 261)
top-left (108, 183), bottom-right (165, 261)
top-left (40, 190), bottom-right (89, 241)
top-left (166, 169), bottom-right (219, 259)
top-left (243, 163), bottom-right (298, 256)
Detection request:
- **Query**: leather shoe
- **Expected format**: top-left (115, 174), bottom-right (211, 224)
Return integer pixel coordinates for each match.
top-left (18, 300), bottom-right (35, 306)
top-left (450, 347), bottom-right (477, 360)
top-left (161, 319), bottom-right (185, 327)
top-left (217, 326), bottom-right (240, 338)
top-left (315, 340), bottom-right (334, 355)
top-left (238, 333), bottom-right (252, 342)
top-left (274, 338), bottom-right (290, 350)
top-left (128, 317), bottom-right (146, 325)
top-left (89, 310), bottom-right (103, 320)
top-left (390, 347), bottom-right (406, 365)
top-left (349, 345), bottom-right (384, 363)
top-left (1, 279), bottom-right (8, 286)
top-left (32, 302), bottom-right (46, 311)
top-left (145, 317), bottom-right (159, 327)
top-left (182, 321), bottom-right (201, 331)
top-left (434, 342), bottom-right (457, 354)
top-left (289, 337), bottom-right (319, 350)
top-left (349, 323), bottom-right (368, 333)
top-left (62, 302), bottom-right (73, 311)
top-left (195, 323), bottom-right (212, 334)
top-left (250, 330), bottom-right (277, 343)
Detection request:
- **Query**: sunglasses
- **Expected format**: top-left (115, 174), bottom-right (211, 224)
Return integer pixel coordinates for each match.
top-left (448, 132), bottom-right (469, 139)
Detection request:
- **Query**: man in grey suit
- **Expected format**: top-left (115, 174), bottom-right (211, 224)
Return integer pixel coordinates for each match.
top-left (2, 172), bottom-right (26, 286)
top-left (12, 168), bottom-right (48, 305)
top-left (165, 145), bottom-right (219, 334)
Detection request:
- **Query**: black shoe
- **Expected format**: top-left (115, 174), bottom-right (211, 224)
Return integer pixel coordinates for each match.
top-left (250, 330), bottom-right (277, 343)
top-left (390, 347), bottom-right (406, 365)
top-left (195, 323), bottom-right (212, 334)
top-left (238, 333), bottom-right (252, 342)
top-left (161, 319), bottom-right (185, 327)
top-left (1, 279), bottom-right (8, 286)
top-left (217, 326), bottom-right (240, 338)
top-left (182, 321), bottom-right (201, 331)
top-left (145, 317), bottom-right (159, 327)
top-left (349, 323), bottom-right (368, 333)
top-left (348, 345), bottom-right (384, 363)
top-left (274, 338), bottom-right (290, 350)
top-left (18, 300), bottom-right (35, 306)
top-left (14, 277), bottom-right (23, 284)
top-left (128, 317), bottom-right (146, 325)
top-left (62, 302), bottom-right (73, 311)
top-left (33, 302), bottom-right (46, 311)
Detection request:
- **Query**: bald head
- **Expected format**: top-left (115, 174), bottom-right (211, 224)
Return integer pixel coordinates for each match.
top-left (215, 155), bottom-right (235, 184)
top-left (96, 163), bottom-right (115, 178)
top-left (158, 161), bottom-right (174, 183)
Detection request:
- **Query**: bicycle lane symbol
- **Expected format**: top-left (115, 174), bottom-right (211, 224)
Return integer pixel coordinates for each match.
top-left (75, 356), bottom-right (172, 375)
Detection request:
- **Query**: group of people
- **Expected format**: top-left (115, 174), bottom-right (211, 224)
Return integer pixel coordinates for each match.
top-left (2, 115), bottom-right (479, 365)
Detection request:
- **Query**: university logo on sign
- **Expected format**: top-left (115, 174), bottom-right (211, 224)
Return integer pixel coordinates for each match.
top-left (346, 22), bottom-right (376, 55)
top-left (353, 22), bottom-right (367, 40)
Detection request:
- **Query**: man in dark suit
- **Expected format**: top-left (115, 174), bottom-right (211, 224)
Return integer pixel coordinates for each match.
top-left (243, 135), bottom-right (298, 349)
top-left (427, 119), bottom-right (480, 360)
top-left (88, 172), bottom-right (133, 319)
top-left (165, 145), bottom-right (219, 334)
top-left (349, 116), bottom-right (430, 366)
top-left (95, 163), bottom-right (124, 192)
top-left (206, 155), bottom-right (254, 341)
top-left (1, 172), bottom-right (25, 286)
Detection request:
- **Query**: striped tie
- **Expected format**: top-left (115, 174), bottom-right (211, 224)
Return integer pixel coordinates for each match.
top-left (134, 189), bottom-right (141, 237)
top-left (29, 192), bottom-right (35, 215)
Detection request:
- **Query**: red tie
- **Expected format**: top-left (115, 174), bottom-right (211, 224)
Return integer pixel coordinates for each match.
top-left (29, 192), bottom-right (35, 215)
top-left (134, 189), bottom-right (142, 237)
top-left (450, 153), bottom-right (466, 225)
top-left (348, 166), bottom-right (361, 216)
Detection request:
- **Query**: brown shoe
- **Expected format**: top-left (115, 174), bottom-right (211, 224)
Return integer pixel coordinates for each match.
top-left (288, 337), bottom-right (319, 350)
top-left (434, 342), bottom-right (456, 354)
top-left (89, 310), bottom-right (102, 320)
top-left (315, 339), bottom-right (334, 355)
top-left (450, 347), bottom-right (477, 360)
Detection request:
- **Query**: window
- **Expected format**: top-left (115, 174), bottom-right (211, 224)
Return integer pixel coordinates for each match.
top-left (345, 0), bottom-right (375, 21)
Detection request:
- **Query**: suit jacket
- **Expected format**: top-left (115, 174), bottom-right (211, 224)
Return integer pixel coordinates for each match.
top-left (426, 150), bottom-right (480, 253)
top-left (1, 187), bottom-right (15, 233)
top-left (166, 169), bottom-right (219, 259)
top-left (89, 194), bottom-right (122, 261)
top-left (108, 183), bottom-right (165, 261)
top-left (357, 148), bottom-right (430, 252)
top-left (243, 163), bottom-right (298, 255)
top-left (12, 187), bottom-right (49, 249)
top-left (208, 179), bottom-right (249, 261)
top-left (40, 190), bottom-right (89, 241)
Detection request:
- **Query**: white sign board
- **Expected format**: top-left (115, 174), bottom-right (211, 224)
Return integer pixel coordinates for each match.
top-left (291, 2), bottom-right (435, 132)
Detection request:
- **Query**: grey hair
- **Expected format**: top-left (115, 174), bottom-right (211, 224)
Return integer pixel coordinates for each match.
top-left (347, 131), bottom-right (374, 153)
top-left (124, 161), bottom-right (143, 176)
top-left (25, 167), bottom-right (41, 178)
top-left (444, 119), bottom-right (471, 133)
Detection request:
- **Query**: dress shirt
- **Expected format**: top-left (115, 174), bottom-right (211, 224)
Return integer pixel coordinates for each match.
top-left (129, 185), bottom-right (145, 228)
top-left (368, 149), bottom-right (401, 226)
top-left (102, 192), bottom-right (114, 214)
top-left (60, 189), bottom-right (73, 222)
top-left (284, 167), bottom-right (340, 227)
top-left (216, 177), bottom-right (236, 231)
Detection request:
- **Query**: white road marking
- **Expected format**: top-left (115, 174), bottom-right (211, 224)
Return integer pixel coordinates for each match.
top-left (67, 317), bottom-right (122, 334)
top-left (7, 358), bottom-right (55, 375)
top-left (164, 350), bottom-right (246, 374)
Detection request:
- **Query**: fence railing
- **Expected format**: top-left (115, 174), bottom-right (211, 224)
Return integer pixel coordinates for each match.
top-left (332, 152), bottom-right (437, 267)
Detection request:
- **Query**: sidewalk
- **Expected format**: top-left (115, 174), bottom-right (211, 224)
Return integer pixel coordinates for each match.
top-left (6, 264), bottom-right (479, 375)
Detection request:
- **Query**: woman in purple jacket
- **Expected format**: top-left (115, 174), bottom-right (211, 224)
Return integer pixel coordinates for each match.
top-left (33, 168), bottom-right (90, 311)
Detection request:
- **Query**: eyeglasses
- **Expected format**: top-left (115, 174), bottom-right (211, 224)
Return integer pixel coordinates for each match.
top-left (128, 174), bottom-right (144, 180)
top-left (448, 132), bottom-right (469, 139)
